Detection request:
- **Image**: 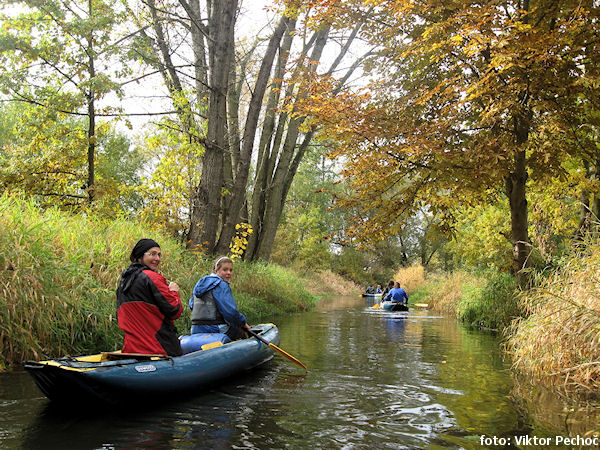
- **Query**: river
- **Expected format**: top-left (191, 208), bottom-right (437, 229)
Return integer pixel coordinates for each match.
top-left (1, 295), bottom-right (598, 449)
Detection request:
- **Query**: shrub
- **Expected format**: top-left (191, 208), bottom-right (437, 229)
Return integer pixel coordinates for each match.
top-left (457, 272), bottom-right (519, 330)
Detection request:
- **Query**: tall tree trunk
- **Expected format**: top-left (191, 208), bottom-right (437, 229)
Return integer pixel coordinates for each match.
top-left (187, 0), bottom-right (237, 250)
top-left (251, 22), bottom-right (366, 261)
top-left (506, 113), bottom-right (531, 287)
top-left (215, 15), bottom-right (291, 255)
top-left (86, 61), bottom-right (96, 204)
top-left (86, 0), bottom-right (95, 204)
top-left (244, 19), bottom-right (296, 260)
top-left (254, 29), bottom-right (330, 261)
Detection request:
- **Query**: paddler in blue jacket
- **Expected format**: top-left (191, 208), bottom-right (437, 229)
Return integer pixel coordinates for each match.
top-left (383, 282), bottom-right (409, 305)
top-left (189, 256), bottom-right (251, 341)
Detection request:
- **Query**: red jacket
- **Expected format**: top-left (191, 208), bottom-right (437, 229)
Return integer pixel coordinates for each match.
top-left (116, 263), bottom-right (183, 356)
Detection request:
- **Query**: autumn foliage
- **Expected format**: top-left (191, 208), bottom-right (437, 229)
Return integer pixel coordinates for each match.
top-left (301, 0), bottom-right (600, 277)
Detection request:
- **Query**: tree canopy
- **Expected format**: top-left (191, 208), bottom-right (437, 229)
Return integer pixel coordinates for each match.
top-left (303, 0), bottom-right (600, 281)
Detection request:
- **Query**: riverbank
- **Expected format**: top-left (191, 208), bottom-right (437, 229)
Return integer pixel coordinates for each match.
top-left (408, 239), bottom-right (600, 396)
top-left (0, 196), bottom-right (355, 370)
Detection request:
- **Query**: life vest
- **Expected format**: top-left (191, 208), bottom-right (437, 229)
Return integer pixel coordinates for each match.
top-left (191, 289), bottom-right (225, 325)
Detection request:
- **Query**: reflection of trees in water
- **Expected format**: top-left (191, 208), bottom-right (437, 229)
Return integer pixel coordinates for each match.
top-left (315, 295), bottom-right (364, 311)
top-left (418, 318), bottom-right (526, 437)
top-left (510, 375), bottom-right (600, 437)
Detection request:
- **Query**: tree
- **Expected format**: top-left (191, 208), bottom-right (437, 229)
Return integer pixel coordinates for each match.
top-left (0, 0), bottom-right (134, 205)
top-left (0, 102), bottom-right (144, 213)
top-left (136, 0), bottom-right (371, 259)
top-left (270, 144), bottom-right (340, 268)
top-left (307, 0), bottom-right (600, 285)
top-left (244, 1), bottom-right (372, 261)
top-left (135, 0), bottom-right (291, 251)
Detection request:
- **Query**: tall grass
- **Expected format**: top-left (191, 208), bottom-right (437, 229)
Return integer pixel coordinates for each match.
top-left (299, 269), bottom-right (360, 297)
top-left (411, 271), bottom-right (481, 314)
top-left (0, 195), bottom-right (317, 370)
top-left (410, 270), bottom-right (519, 330)
top-left (506, 238), bottom-right (600, 392)
top-left (393, 265), bottom-right (426, 293)
top-left (457, 272), bottom-right (519, 330)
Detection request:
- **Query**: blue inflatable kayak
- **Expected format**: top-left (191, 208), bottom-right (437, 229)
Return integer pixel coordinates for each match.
top-left (381, 301), bottom-right (409, 312)
top-left (24, 323), bottom-right (279, 406)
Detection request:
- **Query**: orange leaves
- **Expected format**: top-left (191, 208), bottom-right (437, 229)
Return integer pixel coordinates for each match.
top-left (300, 0), bottom-right (600, 248)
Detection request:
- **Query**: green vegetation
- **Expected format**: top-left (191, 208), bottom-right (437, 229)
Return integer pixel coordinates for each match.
top-left (0, 195), bottom-right (318, 370)
top-left (412, 271), bottom-right (519, 331)
top-left (457, 272), bottom-right (519, 331)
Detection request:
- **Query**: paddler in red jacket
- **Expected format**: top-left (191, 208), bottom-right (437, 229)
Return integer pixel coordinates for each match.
top-left (116, 238), bottom-right (183, 356)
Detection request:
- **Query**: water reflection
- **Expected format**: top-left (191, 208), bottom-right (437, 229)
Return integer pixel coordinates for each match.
top-left (1, 296), bottom-right (599, 448)
top-left (510, 375), bottom-right (600, 438)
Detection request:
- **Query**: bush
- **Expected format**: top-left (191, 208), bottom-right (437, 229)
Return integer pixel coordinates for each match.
top-left (457, 272), bottom-right (519, 330)
top-left (411, 270), bottom-right (519, 330)
top-left (412, 271), bottom-right (481, 315)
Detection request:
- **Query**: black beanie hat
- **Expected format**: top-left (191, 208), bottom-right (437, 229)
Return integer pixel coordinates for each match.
top-left (130, 238), bottom-right (160, 262)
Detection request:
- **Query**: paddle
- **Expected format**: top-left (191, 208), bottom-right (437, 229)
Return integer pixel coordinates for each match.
top-left (247, 328), bottom-right (307, 371)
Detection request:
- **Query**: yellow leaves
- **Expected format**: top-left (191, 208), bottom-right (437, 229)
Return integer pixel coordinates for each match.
top-left (450, 34), bottom-right (463, 46)
top-left (229, 222), bottom-right (254, 259)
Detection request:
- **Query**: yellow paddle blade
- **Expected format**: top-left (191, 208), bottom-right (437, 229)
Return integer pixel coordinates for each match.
top-left (268, 343), bottom-right (308, 371)
top-left (373, 303), bottom-right (380, 309)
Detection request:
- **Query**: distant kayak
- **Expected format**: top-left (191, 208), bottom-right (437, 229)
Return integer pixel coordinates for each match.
top-left (361, 293), bottom-right (382, 298)
top-left (24, 323), bottom-right (279, 407)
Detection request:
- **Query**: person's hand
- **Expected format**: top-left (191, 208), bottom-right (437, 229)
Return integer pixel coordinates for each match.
top-left (242, 323), bottom-right (251, 337)
top-left (168, 281), bottom-right (179, 292)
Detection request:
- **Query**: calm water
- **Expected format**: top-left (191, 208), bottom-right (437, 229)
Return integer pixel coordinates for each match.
top-left (1, 296), bottom-right (598, 449)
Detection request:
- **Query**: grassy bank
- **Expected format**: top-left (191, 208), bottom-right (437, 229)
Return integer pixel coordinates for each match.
top-left (410, 270), bottom-right (520, 331)
top-left (506, 239), bottom-right (600, 393)
top-left (409, 242), bottom-right (600, 394)
top-left (0, 195), bottom-right (319, 370)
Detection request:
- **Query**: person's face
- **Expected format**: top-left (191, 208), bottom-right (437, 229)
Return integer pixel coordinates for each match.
top-left (215, 262), bottom-right (233, 283)
top-left (141, 247), bottom-right (161, 271)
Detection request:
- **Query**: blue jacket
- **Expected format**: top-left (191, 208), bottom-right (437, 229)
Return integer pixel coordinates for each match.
top-left (189, 274), bottom-right (246, 332)
top-left (384, 287), bottom-right (408, 303)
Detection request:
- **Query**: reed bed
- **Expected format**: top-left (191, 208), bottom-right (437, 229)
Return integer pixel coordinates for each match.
top-left (506, 239), bottom-right (600, 393)
top-left (412, 271), bottom-right (482, 315)
top-left (230, 261), bottom-right (318, 313)
top-left (0, 195), bottom-right (318, 370)
top-left (393, 265), bottom-right (426, 293)
top-left (300, 269), bottom-right (360, 297)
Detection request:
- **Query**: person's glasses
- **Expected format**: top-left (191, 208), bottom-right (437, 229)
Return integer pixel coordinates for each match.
top-left (144, 251), bottom-right (162, 258)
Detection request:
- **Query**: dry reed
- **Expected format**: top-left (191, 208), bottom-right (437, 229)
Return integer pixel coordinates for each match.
top-left (393, 265), bottom-right (426, 293)
top-left (419, 271), bottom-right (483, 315)
top-left (506, 239), bottom-right (600, 393)
top-left (301, 269), bottom-right (360, 296)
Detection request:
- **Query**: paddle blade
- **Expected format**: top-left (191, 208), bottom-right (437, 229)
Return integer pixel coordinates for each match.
top-left (372, 303), bottom-right (380, 309)
top-left (268, 343), bottom-right (307, 371)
